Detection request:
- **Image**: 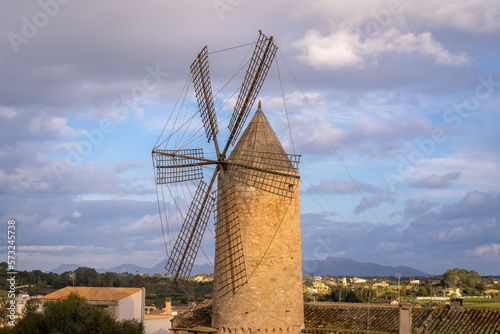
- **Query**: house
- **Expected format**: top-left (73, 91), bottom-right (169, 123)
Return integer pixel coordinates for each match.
top-left (445, 287), bottom-right (462, 297)
top-left (41, 287), bottom-right (144, 323)
top-left (409, 280), bottom-right (421, 288)
top-left (41, 286), bottom-right (172, 334)
top-left (144, 300), bottom-right (173, 334)
top-left (313, 282), bottom-right (331, 293)
top-left (373, 281), bottom-right (389, 287)
top-left (353, 277), bottom-right (367, 284)
top-left (193, 274), bottom-right (212, 283)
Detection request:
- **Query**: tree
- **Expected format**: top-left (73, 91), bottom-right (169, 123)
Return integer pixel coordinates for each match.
top-left (1, 293), bottom-right (144, 334)
top-left (417, 284), bottom-right (431, 296)
top-left (443, 268), bottom-right (484, 296)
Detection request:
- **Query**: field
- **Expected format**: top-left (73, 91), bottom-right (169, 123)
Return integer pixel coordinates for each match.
top-left (463, 298), bottom-right (500, 309)
top-left (0, 290), bottom-right (10, 297)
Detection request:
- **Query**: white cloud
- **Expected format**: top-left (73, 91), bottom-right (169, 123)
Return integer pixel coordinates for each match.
top-left (51, 142), bottom-right (85, 152)
top-left (413, 0), bottom-right (500, 34)
top-left (72, 210), bottom-right (82, 218)
top-left (410, 172), bottom-right (461, 189)
top-left (29, 114), bottom-right (86, 138)
top-left (466, 243), bottom-right (500, 259)
top-left (0, 107), bottom-right (17, 119)
top-left (112, 160), bottom-right (144, 174)
top-left (18, 245), bottom-right (111, 252)
top-left (101, 213), bottom-right (159, 234)
top-left (40, 218), bottom-right (70, 231)
top-left (290, 113), bottom-right (434, 156)
top-left (294, 27), bottom-right (468, 70)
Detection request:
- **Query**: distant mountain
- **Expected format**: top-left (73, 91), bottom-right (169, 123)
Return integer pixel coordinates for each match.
top-left (47, 257), bottom-right (427, 277)
top-left (47, 261), bottom-right (214, 276)
top-left (46, 264), bottom-right (81, 275)
top-left (302, 257), bottom-right (429, 277)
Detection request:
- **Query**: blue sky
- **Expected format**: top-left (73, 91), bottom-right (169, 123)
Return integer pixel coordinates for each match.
top-left (1, 0), bottom-right (499, 276)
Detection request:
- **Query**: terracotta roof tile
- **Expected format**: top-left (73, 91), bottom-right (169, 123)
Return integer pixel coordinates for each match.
top-left (169, 301), bottom-right (500, 333)
top-left (41, 287), bottom-right (142, 302)
top-left (424, 307), bottom-right (500, 333)
top-left (145, 314), bottom-right (171, 319)
top-left (304, 302), bottom-right (433, 333)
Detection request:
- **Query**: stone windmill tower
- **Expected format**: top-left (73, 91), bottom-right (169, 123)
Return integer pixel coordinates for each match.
top-left (212, 101), bottom-right (304, 333)
top-left (152, 31), bottom-right (304, 333)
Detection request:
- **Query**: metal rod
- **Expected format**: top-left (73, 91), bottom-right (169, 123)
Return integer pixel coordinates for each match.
top-left (225, 161), bottom-right (300, 179)
top-left (155, 162), bottom-right (215, 169)
top-left (195, 49), bottom-right (222, 160)
top-left (152, 150), bottom-right (219, 164)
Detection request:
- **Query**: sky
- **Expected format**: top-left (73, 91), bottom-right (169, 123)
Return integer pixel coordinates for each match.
top-left (0, 0), bottom-right (499, 276)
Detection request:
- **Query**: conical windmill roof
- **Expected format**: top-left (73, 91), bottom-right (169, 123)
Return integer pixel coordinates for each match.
top-left (228, 101), bottom-right (296, 173)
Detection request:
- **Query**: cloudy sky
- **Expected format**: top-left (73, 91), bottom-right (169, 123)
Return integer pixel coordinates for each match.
top-left (1, 0), bottom-right (499, 276)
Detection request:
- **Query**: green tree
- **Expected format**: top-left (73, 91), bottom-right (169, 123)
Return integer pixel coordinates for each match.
top-left (1, 293), bottom-right (143, 334)
top-left (443, 268), bottom-right (484, 296)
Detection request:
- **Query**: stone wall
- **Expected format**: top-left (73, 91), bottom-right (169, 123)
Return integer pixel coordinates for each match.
top-left (213, 178), bottom-right (304, 333)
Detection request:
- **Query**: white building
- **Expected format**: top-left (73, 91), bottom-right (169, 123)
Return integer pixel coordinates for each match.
top-left (42, 286), bottom-right (144, 322)
top-left (41, 286), bottom-right (172, 333)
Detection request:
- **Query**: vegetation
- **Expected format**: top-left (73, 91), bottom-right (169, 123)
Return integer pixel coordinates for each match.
top-left (463, 298), bottom-right (500, 309)
top-left (303, 269), bottom-right (500, 307)
top-left (0, 293), bottom-right (143, 334)
top-left (443, 268), bottom-right (487, 296)
top-left (2, 262), bottom-right (499, 312)
top-left (0, 262), bottom-right (212, 307)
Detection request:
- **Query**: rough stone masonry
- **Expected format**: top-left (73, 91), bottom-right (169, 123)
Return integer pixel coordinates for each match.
top-left (212, 102), bottom-right (304, 333)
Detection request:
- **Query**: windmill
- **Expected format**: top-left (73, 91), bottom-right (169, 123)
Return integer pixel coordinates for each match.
top-left (152, 31), bottom-right (301, 299)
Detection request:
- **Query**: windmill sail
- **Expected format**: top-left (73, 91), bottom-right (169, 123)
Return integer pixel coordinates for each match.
top-left (227, 31), bottom-right (278, 147)
top-left (214, 184), bottom-right (247, 296)
top-left (156, 31), bottom-right (295, 289)
top-left (191, 46), bottom-right (218, 143)
top-left (165, 180), bottom-right (214, 280)
top-left (153, 149), bottom-right (205, 184)
top-left (228, 150), bottom-right (300, 198)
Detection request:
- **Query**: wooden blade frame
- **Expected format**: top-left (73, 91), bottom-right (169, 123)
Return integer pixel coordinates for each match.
top-left (165, 180), bottom-right (214, 280)
top-left (153, 149), bottom-right (204, 184)
top-left (214, 185), bottom-right (247, 296)
top-left (226, 32), bottom-right (278, 149)
top-left (227, 150), bottom-right (301, 198)
top-left (158, 31), bottom-right (284, 285)
top-left (191, 46), bottom-right (218, 143)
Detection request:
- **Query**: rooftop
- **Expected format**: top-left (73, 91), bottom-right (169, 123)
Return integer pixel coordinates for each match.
top-left (41, 287), bottom-right (142, 302)
top-left (171, 301), bottom-right (500, 333)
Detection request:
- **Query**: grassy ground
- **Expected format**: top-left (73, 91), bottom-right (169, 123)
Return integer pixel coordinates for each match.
top-left (462, 298), bottom-right (500, 309)
top-left (0, 289), bottom-right (10, 297)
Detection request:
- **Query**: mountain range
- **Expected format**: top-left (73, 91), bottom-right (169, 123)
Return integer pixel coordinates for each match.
top-left (47, 257), bottom-right (428, 277)
top-left (47, 260), bottom-right (213, 276)
top-left (303, 257), bottom-right (429, 277)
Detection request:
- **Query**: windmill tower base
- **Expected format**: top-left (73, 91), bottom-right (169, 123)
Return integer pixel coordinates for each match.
top-left (213, 183), bottom-right (304, 333)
